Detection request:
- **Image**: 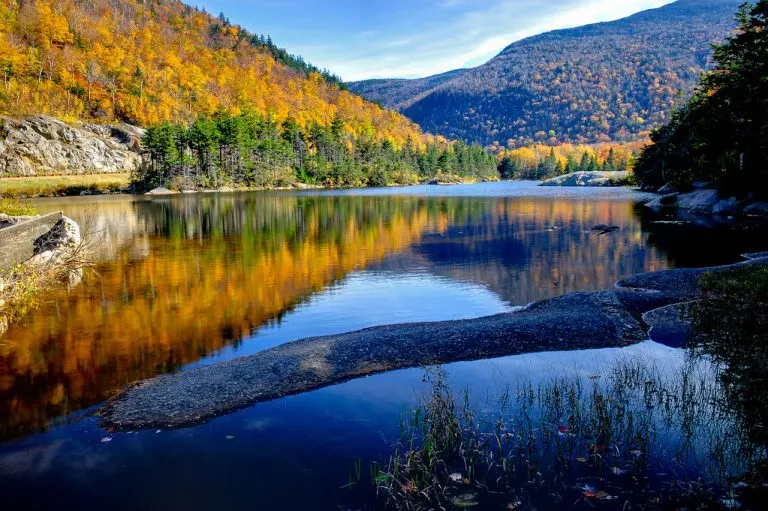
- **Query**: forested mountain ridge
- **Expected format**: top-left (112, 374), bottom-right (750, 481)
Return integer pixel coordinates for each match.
top-left (349, 0), bottom-right (743, 148)
top-left (0, 0), bottom-right (427, 148)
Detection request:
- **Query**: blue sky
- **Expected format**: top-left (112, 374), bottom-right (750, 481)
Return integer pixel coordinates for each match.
top-left (192, 0), bottom-right (674, 81)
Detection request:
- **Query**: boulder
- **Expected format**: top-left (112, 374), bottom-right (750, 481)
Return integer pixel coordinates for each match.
top-left (539, 171), bottom-right (632, 187)
top-left (0, 115), bottom-right (143, 176)
top-left (30, 216), bottom-right (84, 286)
top-left (591, 225), bottom-right (621, 234)
top-left (743, 202), bottom-right (768, 218)
top-left (712, 197), bottom-right (740, 216)
top-left (0, 213), bottom-right (37, 230)
top-left (676, 189), bottom-right (719, 214)
top-left (644, 193), bottom-right (678, 210)
top-left (657, 183), bottom-right (676, 194)
top-left (145, 187), bottom-right (178, 196)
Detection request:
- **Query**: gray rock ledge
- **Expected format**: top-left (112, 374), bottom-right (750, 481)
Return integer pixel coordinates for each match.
top-left (99, 257), bottom-right (768, 430)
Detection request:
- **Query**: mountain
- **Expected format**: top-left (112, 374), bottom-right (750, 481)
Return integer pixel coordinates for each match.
top-left (349, 0), bottom-right (743, 148)
top-left (0, 0), bottom-right (426, 148)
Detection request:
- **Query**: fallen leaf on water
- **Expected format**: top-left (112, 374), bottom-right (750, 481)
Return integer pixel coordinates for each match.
top-left (100, 437), bottom-right (112, 443)
top-left (596, 491), bottom-right (616, 501)
top-left (575, 457), bottom-right (587, 463)
top-left (450, 493), bottom-right (479, 508)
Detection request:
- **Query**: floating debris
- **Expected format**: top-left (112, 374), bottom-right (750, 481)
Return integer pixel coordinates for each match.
top-left (450, 493), bottom-right (479, 508)
top-left (596, 490), bottom-right (617, 501)
top-left (100, 437), bottom-right (112, 443)
top-left (155, 430), bottom-right (162, 434)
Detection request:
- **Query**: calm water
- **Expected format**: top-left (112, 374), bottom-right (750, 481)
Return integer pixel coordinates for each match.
top-left (1, 182), bottom-right (766, 510)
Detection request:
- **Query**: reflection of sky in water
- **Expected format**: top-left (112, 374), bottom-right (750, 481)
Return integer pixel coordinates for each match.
top-left (186, 271), bottom-right (515, 368)
top-left (0, 339), bottom-right (703, 510)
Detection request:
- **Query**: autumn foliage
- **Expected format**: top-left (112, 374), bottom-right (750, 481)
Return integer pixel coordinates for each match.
top-left (496, 142), bottom-right (643, 180)
top-left (0, 0), bottom-right (427, 148)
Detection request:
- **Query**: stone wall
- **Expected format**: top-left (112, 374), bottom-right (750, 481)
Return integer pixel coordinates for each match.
top-left (0, 212), bottom-right (63, 269)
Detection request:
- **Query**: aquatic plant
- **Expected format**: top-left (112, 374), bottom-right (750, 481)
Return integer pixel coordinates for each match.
top-left (372, 360), bottom-right (764, 510)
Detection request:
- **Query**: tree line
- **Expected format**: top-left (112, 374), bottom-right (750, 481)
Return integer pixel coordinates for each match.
top-left (135, 111), bottom-right (499, 190)
top-left (497, 144), bottom-right (636, 180)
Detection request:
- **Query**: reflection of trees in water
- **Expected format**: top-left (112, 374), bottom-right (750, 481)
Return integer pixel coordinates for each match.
top-left (383, 198), bottom-right (670, 304)
top-left (0, 197), bottom-right (440, 441)
top-left (688, 266), bottom-right (768, 507)
top-left (636, 205), bottom-right (768, 268)
top-left (690, 268), bottom-right (768, 447)
top-left (4, 194), bottom-right (742, 442)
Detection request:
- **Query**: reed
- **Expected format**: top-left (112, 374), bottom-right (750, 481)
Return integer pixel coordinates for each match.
top-left (372, 360), bottom-right (764, 510)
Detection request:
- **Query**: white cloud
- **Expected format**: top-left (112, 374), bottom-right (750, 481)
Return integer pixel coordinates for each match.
top-left (332, 0), bottom-right (674, 81)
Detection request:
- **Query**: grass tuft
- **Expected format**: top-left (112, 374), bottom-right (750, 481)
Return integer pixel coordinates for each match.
top-left (0, 174), bottom-right (131, 198)
top-left (0, 197), bottom-right (37, 216)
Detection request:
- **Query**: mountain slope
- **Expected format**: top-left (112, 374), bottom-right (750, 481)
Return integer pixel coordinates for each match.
top-left (0, 0), bottom-right (425, 147)
top-left (349, 0), bottom-right (743, 147)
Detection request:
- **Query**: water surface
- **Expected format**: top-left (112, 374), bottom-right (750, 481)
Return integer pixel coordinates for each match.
top-left (1, 182), bottom-right (766, 509)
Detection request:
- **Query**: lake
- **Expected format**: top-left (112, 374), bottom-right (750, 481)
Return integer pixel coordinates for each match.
top-left (1, 182), bottom-right (766, 510)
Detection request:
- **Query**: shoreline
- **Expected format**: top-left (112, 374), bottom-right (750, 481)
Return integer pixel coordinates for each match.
top-left (1, 175), bottom-right (494, 199)
top-left (99, 255), bottom-right (768, 431)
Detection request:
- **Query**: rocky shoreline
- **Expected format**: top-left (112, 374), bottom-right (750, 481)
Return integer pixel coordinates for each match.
top-left (643, 185), bottom-right (768, 220)
top-left (539, 171), bottom-right (633, 187)
top-left (99, 256), bottom-right (768, 430)
top-left (0, 213), bottom-right (83, 336)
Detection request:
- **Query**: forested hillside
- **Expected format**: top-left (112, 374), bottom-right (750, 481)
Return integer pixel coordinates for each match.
top-left (635, 1), bottom-right (768, 197)
top-left (0, 0), bottom-right (426, 148)
top-left (350, 0), bottom-right (742, 148)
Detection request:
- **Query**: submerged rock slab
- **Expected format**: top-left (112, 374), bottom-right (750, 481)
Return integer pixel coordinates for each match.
top-left (102, 291), bottom-right (647, 429)
top-left (100, 258), bottom-right (768, 430)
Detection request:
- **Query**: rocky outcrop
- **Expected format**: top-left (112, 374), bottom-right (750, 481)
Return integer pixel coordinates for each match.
top-left (0, 115), bottom-right (144, 176)
top-left (743, 202), bottom-right (768, 218)
top-left (0, 213), bottom-right (83, 336)
top-left (0, 212), bottom-right (64, 269)
top-left (144, 187), bottom-right (179, 196)
top-left (643, 187), bottom-right (767, 219)
top-left (539, 171), bottom-right (632, 187)
top-left (99, 256), bottom-right (768, 431)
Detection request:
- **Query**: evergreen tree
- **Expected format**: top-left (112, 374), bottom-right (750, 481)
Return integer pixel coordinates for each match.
top-left (635, 1), bottom-right (768, 196)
